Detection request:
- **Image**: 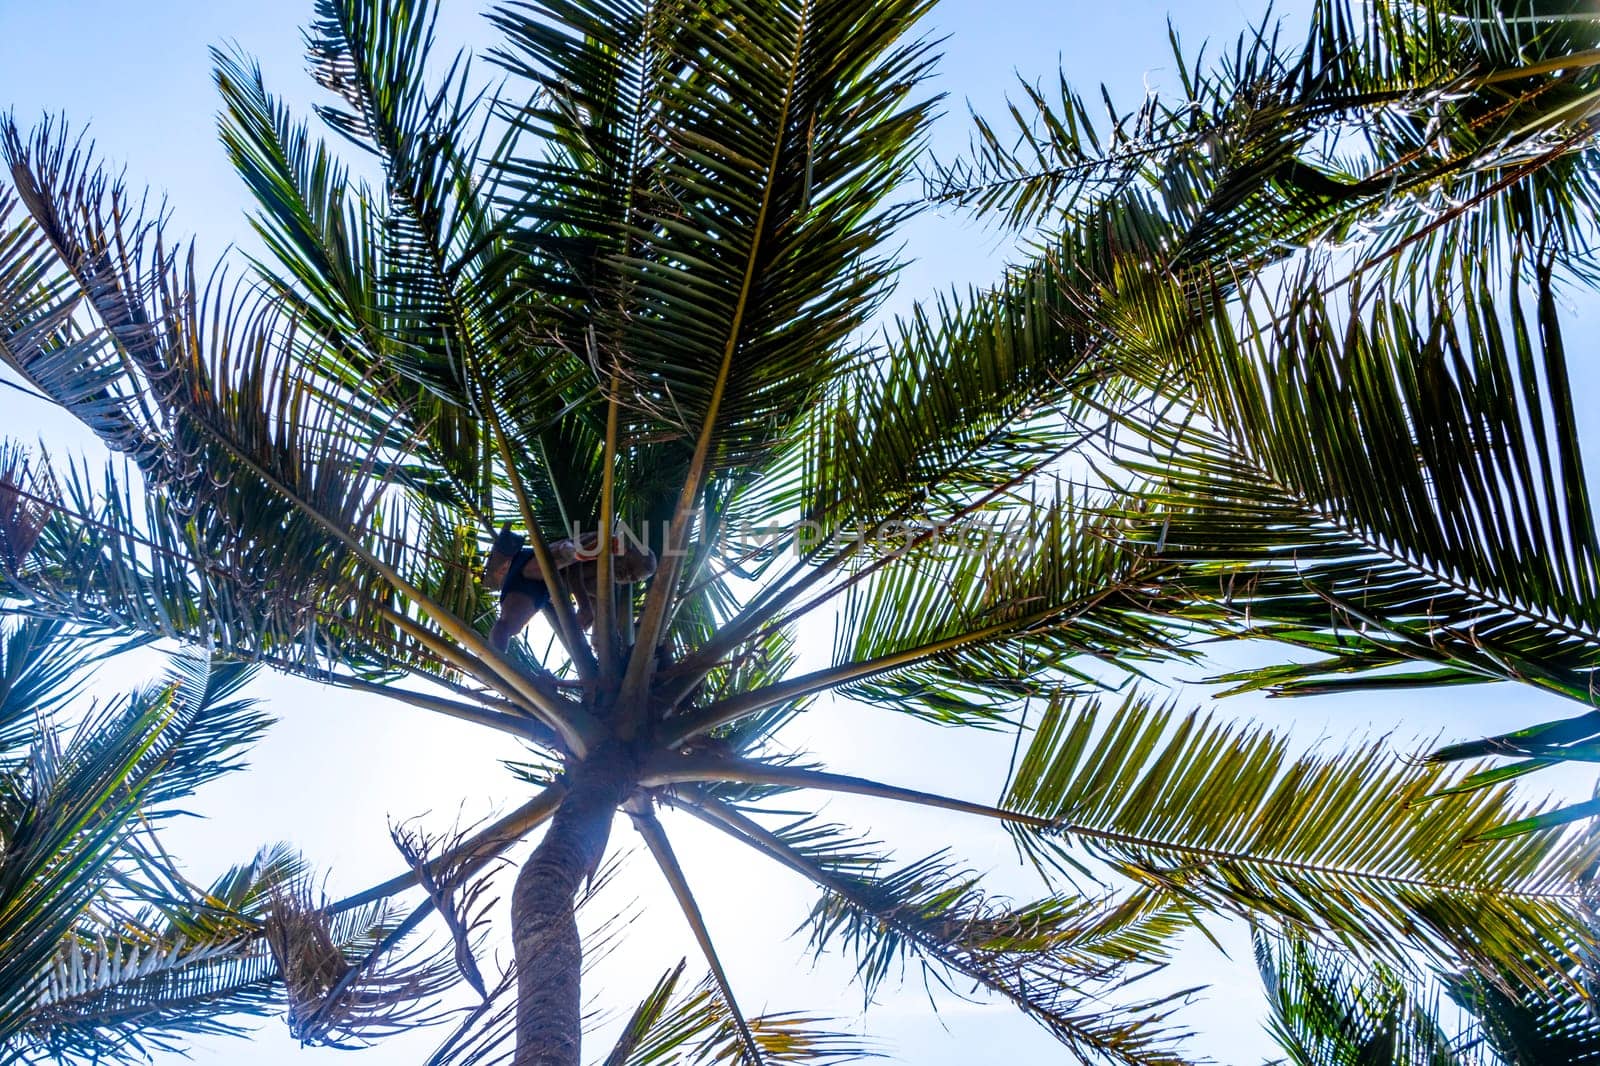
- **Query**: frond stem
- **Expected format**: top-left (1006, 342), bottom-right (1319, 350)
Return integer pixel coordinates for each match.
top-left (325, 674), bottom-right (556, 743)
top-left (641, 754), bottom-right (1054, 830)
top-left (631, 804), bottom-right (765, 1064)
top-left (596, 369), bottom-right (621, 688)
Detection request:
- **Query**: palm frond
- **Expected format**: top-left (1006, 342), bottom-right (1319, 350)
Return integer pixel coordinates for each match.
top-left (671, 492), bottom-right (1190, 741)
top-left (265, 880), bottom-right (451, 1047)
top-left (932, 0), bottom-right (1600, 284)
top-left (1445, 957), bottom-right (1600, 1065)
top-left (0, 182), bottom-right (162, 473)
top-left (601, 960), bottom-right (877, 1066)
top-left (0, 615), bottom-right (126, 757)
top-left (3, 452), bottom-right (470, 693)
top-left (1258, 926), bottom-right (1600, 1066)
top-left (0, 624), bottom-right (275, 1061)
top-left (492, 0), bottom-right (939, 480)
top-left (9, 846), bottom-right (300, 1064)
top-left (0, 662), bottom-right (267, 1025)
top-left (0, 444), bottom-right (62, 582)
top-left (212, 47), bottom-right (498, 522)
top-left (1257, 932), bottom-right (1471, 1066)
top-left (0, 118), bottom-right (428, 660)
top-left (390, 815), bottom-right (502, 1001)
top-left (2, 113), bottom-right (586, 729)
top-left (1004, 690), bottom-right (1597, 987)
top-left (1118, 255), bottom-right (1600, 805)
top-left (684, 798), bottom-right (1196, 1066)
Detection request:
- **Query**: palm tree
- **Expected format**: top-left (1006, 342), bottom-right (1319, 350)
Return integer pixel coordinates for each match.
top-left (3, 0), bottom-right (1600, 1063)
top-left (0, 608), bottom-right (286, 1061)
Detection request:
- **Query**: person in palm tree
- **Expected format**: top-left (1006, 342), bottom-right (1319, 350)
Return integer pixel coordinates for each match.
top-left (485, 526), bottom-right (656, 648)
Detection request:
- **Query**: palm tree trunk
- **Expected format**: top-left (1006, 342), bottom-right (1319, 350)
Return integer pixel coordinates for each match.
top-left (511, 747), bottom-right (633, 1066)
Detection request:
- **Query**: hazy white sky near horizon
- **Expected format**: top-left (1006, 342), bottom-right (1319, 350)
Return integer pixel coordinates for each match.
top-left (2, 1), bottom-right (1597, 1063)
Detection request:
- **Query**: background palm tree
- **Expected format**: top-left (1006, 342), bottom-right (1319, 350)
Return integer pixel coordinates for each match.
top-left (0, 609), bottom-right (285, 1062)
top-left (1257, 929), bottom-right (1600, 1065)
top-left (2, 0), bottom-right (1600, 1063)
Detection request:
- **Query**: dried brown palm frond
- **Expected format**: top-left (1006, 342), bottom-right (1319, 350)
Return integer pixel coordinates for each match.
top-left (264, 886), bottom-right (351, 1041)
top-left (263, 882), bottom-right (452, 1047)
top-left (390, 814), bottom-right (509, 1002)
top-left (0, 441), bottom-right (55, 574)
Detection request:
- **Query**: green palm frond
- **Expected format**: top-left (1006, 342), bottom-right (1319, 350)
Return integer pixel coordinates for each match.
top-left (304, 0), bottom-right (496, 382)
top-left (804, 847), bottom-right (1188, 1004)
top-left (1257, 928), bottom-right (1600, 1066)
top-left (708, 21), bottom-right (1478, 699)
top-left (0, 120), bottom-right (421, 654)
top-left (1445, 960), bottom-right (1600, 1065)
top-left (1321, 0), bottom-right (1600, 282)
top-left (212, 47), bottom-right (500, 521)
top-left (0, 620), bottom-right (277, 1061)
top-left (683, 800), bottom-right (1196, 1066)
top-left (0, 185), bottom-right (161, 474)
top-left (2, 114), bottom-right (582, 738)
top-left (0, 617), bottom-right (125, 757)
top-left (11, 103), bottom-right (581, 653)
top-left (7, 452), bottom-right (401, 681)
top-left (0, 653), bottom-right (270, 1019)
top-left (784, 268), bottom-right (1114, 561)
top-left (258, 0), bottom-right (595, 529)
top-left (1258, 933), bottom-right (1471, 1066)
top-left (1115, 255), bottom-right (1600, 806)
top-left (932, 1), bottom-right (1600, 283)
top-left (1003, 690), bottom-right (1597, 986)
top-left (600, 960), bottom-right (876, 1066)
top-left (117, 653), bottom-right (271, 810)
top-left (10, 841), bottom-right (456, 1064)
top-left (824, 494), bottom-right (1183, 708)
top-left (670, 490), bottom-right (1196, 740)
top-left (22, 937), bottom-right (278, 1064)
top-left (491, 0), bottom-right (939, 480)
top-left (9, 846), bottom-right (300, 1065)
top-left (491, 0), bottom-right (946, 691)
top-left (929, 9), bottom-right (1343, 244)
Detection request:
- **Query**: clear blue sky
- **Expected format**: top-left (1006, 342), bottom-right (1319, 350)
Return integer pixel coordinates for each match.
top-left (2, 1), bottom-right (1595, 1063)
